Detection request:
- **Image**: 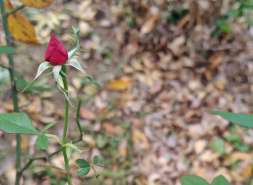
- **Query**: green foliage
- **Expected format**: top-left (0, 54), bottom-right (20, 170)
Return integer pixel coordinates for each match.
top-left (214, 0), bottom-right (253, 36)
top-left (75, 159), bottom-right (90, 176)
top-left (96, 134), bottom-right (108, 149)
top-left (212, 111), bottom-right (253, 128)
top-left (0, 46), bottom-right (14, 54)
top-left (210, 137), bottom-right (225, 155)
top-left (15, 73), bottom-right (51, 94)
top-left (68, 27), bottom-right (80, 59)
top-left (93, 155), bottom-right (106, 167)
top-left (180, 175), bottom-right (209, 185)
top-left (225, 132), bottom-right (250, 152)
top-left (211, 176), bottom-right (230, 185)
top-left (35, 134), bottom-right (48, 150)
top-left (0, 112), bottom-right (38, 134)
top-left (181, 175), bottom-right (230, 185)
top-left (214, 19), bottom-right (231, 36)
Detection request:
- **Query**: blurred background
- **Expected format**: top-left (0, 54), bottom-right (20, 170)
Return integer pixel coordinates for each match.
top-left (1, 0), bottom-right (253, 184)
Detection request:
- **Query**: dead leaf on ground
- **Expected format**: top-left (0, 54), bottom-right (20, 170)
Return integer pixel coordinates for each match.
top-left (102, 122), bottom-right (123, 136)
top-left (204, 51), bottom-right (224, 80)
top-left (80, 108), bottom-right (96, 120)
top-left (106, 78), bottom-right (131, 91)
top-left (132, 129), bottom-right (149, 150)
top-left (6, 0), bottom-right (38, 44)
top-left (20, 0), bottom-right (54, 8)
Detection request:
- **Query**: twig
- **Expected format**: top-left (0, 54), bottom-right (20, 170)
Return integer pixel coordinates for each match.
top-left (18, 136), bottom-right (83, 176)
top-left (18, 147), bottom-right (62, 176)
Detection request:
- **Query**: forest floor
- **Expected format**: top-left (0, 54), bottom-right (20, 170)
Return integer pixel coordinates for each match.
top-left (1, 0), bottom-right (253, 185)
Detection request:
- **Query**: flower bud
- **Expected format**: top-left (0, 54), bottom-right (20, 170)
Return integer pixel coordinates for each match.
top-left (44, 33), bottom-right (68, 65)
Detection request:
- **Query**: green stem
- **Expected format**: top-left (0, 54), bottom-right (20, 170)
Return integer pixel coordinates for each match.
top-left (75, 99), bottom-right (83, 141)
top-left (61, 65), bottom-right (72, 185)
top-left (0, 2), bottom-right (21, 185)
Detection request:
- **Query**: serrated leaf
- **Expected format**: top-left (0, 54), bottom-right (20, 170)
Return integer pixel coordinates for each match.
top-left (34, 62), bottom-right (51, 80)
top-left (212, 111), bottom-right (253, 128)
top-left (211, 175), bottom-right (230, 185)
top-left (5, 0), bottom-right (38, 44)
top-left (76, 159), bottom-right (90, 176)
top-left (180, 175), bottom-right (209, 185)
top-left (0, 112), bottom-right (38, 134)
top-left (210, 137), bottom-right (225, 155)
top-left (0, 46), bottom-right (14, 54)
top-left (36, 134), bottom-right (48, 150)
top-left (68, 58), bottom-right (85, 73)
top-left (20, 0), bottom-right (54, 8)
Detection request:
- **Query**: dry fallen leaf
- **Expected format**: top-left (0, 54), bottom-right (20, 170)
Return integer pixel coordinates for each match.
top-left (102, 122), bottom-right (123, 136)
top-left (141, 16), bottom-right (159, 35)
top-left (118, 139), bottom-right (128, 157)
top-left (6, 0), bottom-right (38, 44)
top-left (204, 51), bottom-right (224, 80)
top-left (241, 164), bottom-right (252, 178)
top-left (80, 108), bottom-right (96, 120)
top-left (20, 0), bottom-right (54, 8)
top-left (132, 129), bottom-right (149, 150)
top-left (107, 78), bottom-right (131, 91)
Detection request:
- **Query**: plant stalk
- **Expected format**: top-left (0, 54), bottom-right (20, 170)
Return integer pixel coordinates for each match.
top-left (0, 2), bottom-right (21, 185)
top-left (61, 65), bottom-right (72, 185)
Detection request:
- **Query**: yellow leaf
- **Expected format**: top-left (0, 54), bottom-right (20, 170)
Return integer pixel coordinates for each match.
top-left (241, 164), bottom-right (252, 178)
top-left (20, 0), bottom-right (54, 8)
top-left (5, 0), bottom-right (38, 44)
top-left (132, 129), bottom-right (149, 150)
top-left (107, 79), bottom-right (131, 91)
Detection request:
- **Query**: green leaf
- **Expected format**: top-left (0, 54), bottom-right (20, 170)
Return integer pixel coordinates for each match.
top-left (210, 137), bottom-right (225, 155)
top-left (52, 65), bottom-right (62, 82)
top-left (0, 46), bottom-right (14, 55)
top-left (68, 58), bottom-right (85, 73)
top-left (42, 122), bottom-right (55, 132)
top-left (211, 175), bottom-right (230, 185)
top-left (93, 155), bottom-right (105, 167)
top-left (224, 133), bottom-right (241, 143)
top-left (212, 111), bottom-right (253, 128)
top-left (76, 159), bottom-right (90, 176)
top-left (68, 27), bottom-right (80, 59)
top-left (180, 175), bottom-right (209, 185)
top-left (35, 134), bottom-right (48, 150)
top-left (96, 135), bottom-right (108, 149)
top-left (0, 112), bottom-right (38, 134)
top-left (34, 62), bottom-right (51, 80)
top-left (15, 74), bottom-right (50, 93)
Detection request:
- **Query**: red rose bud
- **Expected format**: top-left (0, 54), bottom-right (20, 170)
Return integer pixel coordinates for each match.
top-left (44, 33), bottom-right (68, 65)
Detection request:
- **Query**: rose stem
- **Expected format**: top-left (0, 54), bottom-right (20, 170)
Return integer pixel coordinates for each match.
top-left (61, 65), bottom-right (72, 185)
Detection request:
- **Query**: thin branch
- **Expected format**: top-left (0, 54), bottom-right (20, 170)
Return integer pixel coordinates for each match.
top-left (18, 138), bottom-right (82, 177)
top-left (18, 147), bottom-right (63, 175)
top-left (5, 5), bottom-right (25, 17)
